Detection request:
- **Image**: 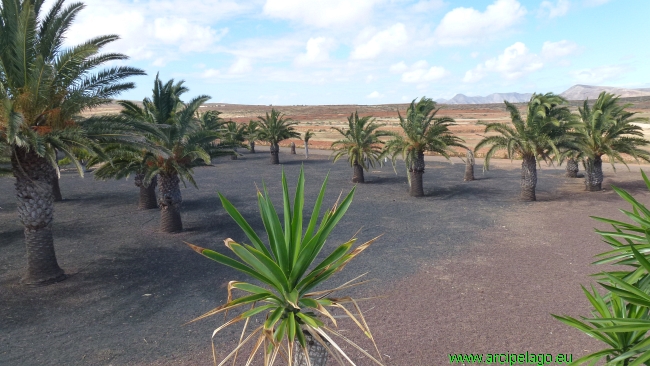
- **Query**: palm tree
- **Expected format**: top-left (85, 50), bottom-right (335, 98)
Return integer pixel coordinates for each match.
top-left (222, 121), bottom-right (247, 160)
top-left (385, 97), bottom-right (465, 197)
top-left (574, 92), bottom-right (650, 191)
top-left (303, 129), bottom-right (315, 158)
top-left (0, 0), bottom-right (145, 285)
top-left (331, 111), bottom-right (391, 183)
top-left (475, 93), bottom-right (576, 201)
top-left (124, 76), bottom-right (228, 232)
top-left (87, 80), bottom-right (186, 210)
top-left (244, 120), bottom-right (259, 153)
top-left (256, 109), bottom-right (299, 164)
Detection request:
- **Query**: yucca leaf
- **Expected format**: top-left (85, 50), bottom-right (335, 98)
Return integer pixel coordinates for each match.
top-left (264, 307), bottom-right (284, 331)
top-left (290, 167), bottom-right (305, 265)
top-left (185, 242), bottom-right (276, 287)
top-left (218, 193), bottom-right (269, 257)
top-left (228, 242), bottom-right (289, 293)
top-left (303, 172), bottom-right (329, 243)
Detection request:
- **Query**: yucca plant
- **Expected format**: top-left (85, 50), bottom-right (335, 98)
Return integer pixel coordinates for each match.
top-left (185, 167), bottom-right (384, 366)
top-left (554, 170), bottom-right (650, 365)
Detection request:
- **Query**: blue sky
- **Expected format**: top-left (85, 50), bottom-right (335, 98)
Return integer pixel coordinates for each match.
top-left (61, 0), bottom-right (649, 104)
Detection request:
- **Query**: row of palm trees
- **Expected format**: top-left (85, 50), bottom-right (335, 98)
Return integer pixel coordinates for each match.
top-left (330, 93), bottom-right (650, 201)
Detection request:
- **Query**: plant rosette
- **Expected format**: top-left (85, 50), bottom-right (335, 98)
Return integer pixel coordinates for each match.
top-left (185, 167), bottom-right (384, 366)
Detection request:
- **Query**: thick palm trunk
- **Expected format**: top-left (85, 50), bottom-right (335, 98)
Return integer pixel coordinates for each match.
top-left (584, 156), bottom-right (603, 191)
top-left (11, 147), bottom-right (66, 285)
top-left (409, 151), bottom-right (425, 197)
top-left (464, 150), bottom-right (475, 181)
top-left (294, 332), bottom-right (328, 366)
top-left (135, 174), bottom-right (158, 210)
top-left (249, 141), bottom-right (255, 153)
top-left (158, 173), bottom-right (182, 233)
top-left (520, 155), bottom-right (537, 201)
top-left (565, 158), bottom-right (579, 178)
top-left (290, 142), bottom-right (296, 154)
top-left (52, 171), bottom-right (63, 201)
top-left (352, 162), bottom-right (365, 183)
top-left (270, 143), bottom-right (280, 164)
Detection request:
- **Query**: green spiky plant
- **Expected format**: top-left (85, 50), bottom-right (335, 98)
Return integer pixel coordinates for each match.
top-left (554, 170), bottom-right (650, 365)
top-left (185, 167), bottom-right (384, 366)
top-left (331, 111), bottom-right (392, 183)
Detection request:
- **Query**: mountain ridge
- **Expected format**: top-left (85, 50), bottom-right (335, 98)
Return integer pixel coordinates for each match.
top-left (437, 84), bottom-right (650, 105)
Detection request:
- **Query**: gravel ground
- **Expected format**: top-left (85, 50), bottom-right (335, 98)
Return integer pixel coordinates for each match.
top-left (1, 148), bottom-right (648, 365)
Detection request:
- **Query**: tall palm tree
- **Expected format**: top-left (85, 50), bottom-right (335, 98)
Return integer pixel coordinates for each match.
top-left (0, 0), bottom-right (145, 285)
top-left (331, 111), bottom-right (391, 183)
top-left (385, 97), bottom-right (465, 197)
top-left (303, 129), bottom-right (314, 158)
top-left (475, 93), bottom-right (576, 201)
top-left (257, 109), bottom-right (299, 164)
top-left (123, 76), bottom-right (230, 232)
top-left (574, 92), bottom-right (650, 191)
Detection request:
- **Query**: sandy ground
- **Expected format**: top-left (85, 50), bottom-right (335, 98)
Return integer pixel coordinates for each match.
top-left (2, 148), bottom-right (650, 365)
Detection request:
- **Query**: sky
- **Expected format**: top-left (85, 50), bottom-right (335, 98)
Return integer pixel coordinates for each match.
top-left (58, 0), bottom-right (650, 105)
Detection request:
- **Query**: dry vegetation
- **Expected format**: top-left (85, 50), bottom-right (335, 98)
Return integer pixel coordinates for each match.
top-left (84, 96), bottom-right (650, 160)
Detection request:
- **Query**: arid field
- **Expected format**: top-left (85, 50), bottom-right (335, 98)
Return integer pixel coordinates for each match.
top-left (84, 96), bottom-right (650, 159)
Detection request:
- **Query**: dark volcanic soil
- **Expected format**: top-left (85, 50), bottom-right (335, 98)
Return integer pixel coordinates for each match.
top-left (1, 149), bottom-right (648, 365)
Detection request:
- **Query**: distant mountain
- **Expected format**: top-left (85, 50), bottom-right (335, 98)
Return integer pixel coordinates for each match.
top-left (560, 85), bottom-right (650, 100)
top-left (436, 92), bottom-right (533, 104)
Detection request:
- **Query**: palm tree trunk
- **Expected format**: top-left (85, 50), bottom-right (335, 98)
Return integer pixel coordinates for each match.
top-left (290, 142), bottom-right (296, 154)
top-left (584, 156), bottom-right (603, 191)
top-left (409, 151), bottom-right (425, 197)
top-left (352, 162), bottom-right (365, 183)
top-left (249, 141), bottom-right (255, 153)
top-left (520, 155), bottom-right (537, 201)
top-left (135, 174), bottom-right (158, 210)
top-left (270, 143), bottom-right (280, 164)
top-left (158, 172), bottom-right (182, 233)
top-left (11, 147), bottom-right (66, 286)
top-left (304, 143), bottom-right (309, 159)
top-left (565, 158), bottom-right (579, 178)
top-left (464, 150), bottom-right (475, 181)
top-left (52, 170), bottom-right (63, 201)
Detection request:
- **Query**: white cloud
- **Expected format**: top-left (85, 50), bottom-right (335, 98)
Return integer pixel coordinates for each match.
top-left (572, 65), bottom-right (626, 84)
top-left (367, 91), bottom-right (384, 99)
top-left (229, 58), bottom-right (253, 74)
top-left (60, 0), bottom-right (237, 61)
top-left (350, 23), bottom-right (408, 60)
top-left (411, 0), bottom-right (446, 12)
top-left (391, 60), bottom-right (449, 83)
top-left (389, 61), bottom-right (409, 74)
top-left (154, 18), bottom-right (228, 52)
top-left (538, 0), bottom-right (570, 19)
top-left (294, 37), bottom-right (337, 66)
top-left (542, 40), bottom-right (579, 59)
top-left (201, 69), bottom-right (222, 78)
top-left (365, 74), bottom-right (377, 83)
top-left (463, 42), bottom-right (543, 82)
top-left (263, 0), bottom-right (380, 28)
top-left (433, 0), bottom-right (527, 45)
top-left (583, 0), bottom-right (612, 6)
